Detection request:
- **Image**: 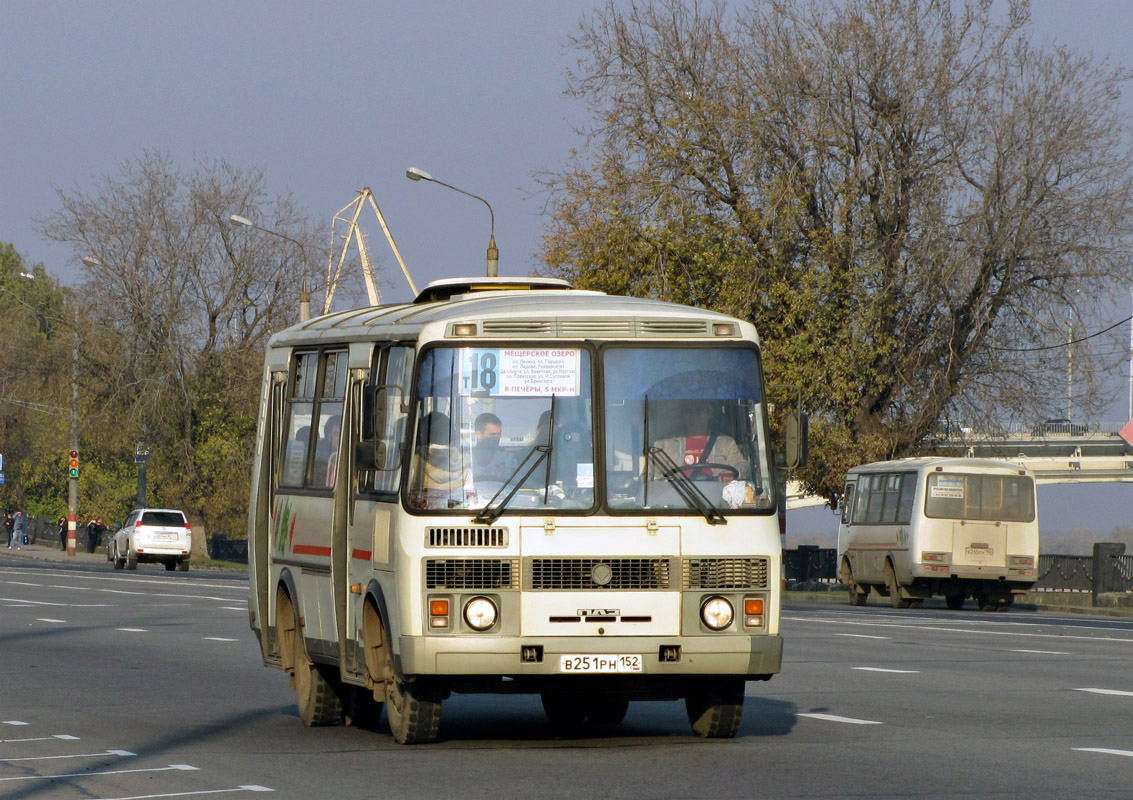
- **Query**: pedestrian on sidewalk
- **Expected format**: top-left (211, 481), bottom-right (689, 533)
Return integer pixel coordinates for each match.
top-left (57, 515), bottom-right (67, 550)
top-left (85, 518), bottom-right (105, 554)
top-left (4, 511), bottom-right (13, 547)
top-left (10, 511), bottom-right (26, 549)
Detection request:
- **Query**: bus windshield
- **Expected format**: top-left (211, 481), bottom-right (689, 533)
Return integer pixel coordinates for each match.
top-left (409, 346), bottom-right (595, 511)
top-left (604, 346), bottom-right (774, 514)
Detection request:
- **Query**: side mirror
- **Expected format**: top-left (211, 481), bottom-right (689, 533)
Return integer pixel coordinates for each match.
top-left (784, 410), bottom-right (809, 470)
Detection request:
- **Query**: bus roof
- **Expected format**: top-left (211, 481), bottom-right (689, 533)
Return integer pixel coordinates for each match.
top-left (268, 277), bottom-right (757, 347)
top-left (845, 456), bottom-right (1033, 477)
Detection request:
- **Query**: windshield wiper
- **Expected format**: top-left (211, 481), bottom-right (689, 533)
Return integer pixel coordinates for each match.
top-left (473, 397), bottom-right (557, 526)
top-left (646, 446), bottom-right (727, 525)
top-left (472, 444), bottom-right (551, 525)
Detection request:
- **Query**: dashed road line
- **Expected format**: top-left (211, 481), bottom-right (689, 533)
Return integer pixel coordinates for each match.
top-left (1012, 649), bottom-right (1070, 655)
top-left (2, 721), bottom-right (29, 726)
top-left (852, 667), bottom-right (919, 673)
top-left (204, 637), bottom-right (239, 642)
top-left (117, 628), bottom-right (148, 633)
top-left (1073, 687), bottom-right (1133, 697)
top-left (797, 712), bottom-right (882, 725)
top-left (0, 734), bottom-right (79, 743)
top-left (36, 617), bottom-right (67, 623)
top-left (1074, 747), bottom-right (1133, 758)
top-left (835, 633), bottom-right (891, 640)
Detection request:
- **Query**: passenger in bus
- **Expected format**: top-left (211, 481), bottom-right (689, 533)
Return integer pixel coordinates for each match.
top-left (651, 400), bottom-right (749, 481)
top-left (411, 410), bottom-right (468, 498)
top-left (471, 412), bottom-right (516, 483)
top-left (323, 417), bottom-right (341, 487)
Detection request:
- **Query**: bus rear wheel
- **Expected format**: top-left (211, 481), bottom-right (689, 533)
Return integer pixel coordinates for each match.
top-left (884, 562), bottom-right (911, 609)
top-left (945, 593), bottom-right (965, 610)
top-left (586, 696), bottom-right (630, 725)
top-left (685, 679), bottom-right (745, 738)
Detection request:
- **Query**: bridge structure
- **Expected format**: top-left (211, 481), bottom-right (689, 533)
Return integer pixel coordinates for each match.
top-left (786, 419), bottom-right (1133, 510)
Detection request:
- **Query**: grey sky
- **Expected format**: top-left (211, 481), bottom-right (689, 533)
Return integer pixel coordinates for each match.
top-left (2, 1), bottom-right (1131, 537)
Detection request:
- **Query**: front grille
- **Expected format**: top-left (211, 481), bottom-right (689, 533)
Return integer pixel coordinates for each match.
top-left (558, 320), bottom-right (634, 336)
top-left (426, 527), bottom-right (508, 548)
top-left (640, 320), bottom-right (709, 335)
top-left (480, 320), bottom-right (553, 336)
top-left (683, 557), bottom-right (768, 589)
top-left (425, 558), bottom-right (519, 590)
top-left (525, 557), bottom-right (673, 590)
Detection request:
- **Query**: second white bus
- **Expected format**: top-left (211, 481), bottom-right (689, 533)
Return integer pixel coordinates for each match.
top-left (837, 457), bottom-right (1038, 611)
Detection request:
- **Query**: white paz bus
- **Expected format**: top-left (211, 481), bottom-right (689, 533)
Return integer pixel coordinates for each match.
top-left (246, 276), bottom-right (806, 743)
top-left (837, 457), bottom-right (1039, 611)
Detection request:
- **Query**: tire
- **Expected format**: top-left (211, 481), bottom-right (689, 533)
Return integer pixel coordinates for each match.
top-left (292, 625), bottom-right (343, 727)
top-left (164, 561), bottom-right (176, 571)
top-left (841, 559), bottom-right (868, 606)
top-left (125, 547), bottom-right (138, 570)
top-left (541, 692), bottom-right (585, 727)
top-left (385, 675), bottom-right (442, 744)
top-left (884, 562), bottom-right (910, 609)
top-left (685, 679), bottom-right (745, 738)
top-left (586, 696), bottom-right (630, 725)
top-left (945, 593), bottom-right (965, 610)
top-left (112, 543), bottom-right (124, 570)
top-left (177, 560), bottom-right (189, 572)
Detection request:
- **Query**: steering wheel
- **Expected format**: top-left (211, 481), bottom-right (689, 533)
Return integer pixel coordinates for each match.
top-left (676, 462), bottom-right (739, 481)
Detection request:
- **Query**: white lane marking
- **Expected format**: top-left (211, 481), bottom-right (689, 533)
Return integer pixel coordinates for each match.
top-left (220, 606), bottom-right (245, 611)
top-left (37, 618), bottom-right (67, 623)
top-left (0, 748), bottom-right (134, 762)
top-left (0, 734), bottom-right (79, 743)
top-left (2, 721), bottom-right (29, 725)
top-left (835, 633), bottom-right (891, 640)
top-left (1012, 649), bottom-right (1070, 655)
top-left (8, 581), bottom-right (43, 587)
top-left (852, 667), bottom-right (920, 673)
top-left (1074, 747), bottom-right (1133, 758)
top-left (0, 597), bottom-right (108, 608)
top-left (798, 712), bottom-right (882, 725)
top-left (784, 615), bottom-right (1133, 643)
top-left (99, 788), bottom-right (273, 799)
top-left (0, 763), bottom-right (199, 783)
top-left (117, 628), bottom-right (148, 633)
top-left (1074, 688), bottom-right (1133, 697)
top-left (204, 637), bottom-right (239, 642)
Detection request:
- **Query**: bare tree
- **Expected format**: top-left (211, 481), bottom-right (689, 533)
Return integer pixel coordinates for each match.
top-left (38, 151), bottom-right (322, 534)
top-left (541, 0), bottom-right (1133, 498)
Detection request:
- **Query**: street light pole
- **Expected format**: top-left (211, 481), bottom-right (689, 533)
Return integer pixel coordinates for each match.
top-left (67, 301), bottom-right (79, 556)
top-left (228, 215), bottom-right (314, 320)
top-left (405, 167), bottom-right (498, 277)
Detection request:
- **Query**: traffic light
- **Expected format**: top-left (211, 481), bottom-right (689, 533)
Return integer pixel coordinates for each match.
top-left (68, 449), bottom-right (79, 478)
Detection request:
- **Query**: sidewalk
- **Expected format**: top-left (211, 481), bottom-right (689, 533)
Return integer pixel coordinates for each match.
top-left (3, 540), bottom-right (111, 564)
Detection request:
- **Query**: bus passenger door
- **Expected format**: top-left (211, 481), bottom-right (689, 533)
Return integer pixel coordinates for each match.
top-left (344, 345), bottom-right (413, 679)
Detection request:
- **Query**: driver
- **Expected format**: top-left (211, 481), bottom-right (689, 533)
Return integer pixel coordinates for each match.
top-left (652, 400), bottom-right (749, 481)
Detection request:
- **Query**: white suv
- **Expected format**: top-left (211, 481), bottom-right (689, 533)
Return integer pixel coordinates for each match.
top-left (112, 508), bottom-right (191, 571)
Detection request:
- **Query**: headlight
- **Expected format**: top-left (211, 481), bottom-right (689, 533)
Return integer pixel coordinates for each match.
top-left (700, 596), bottom-right (734, 630)
top-left (463, 597), bottom-right (498, 631)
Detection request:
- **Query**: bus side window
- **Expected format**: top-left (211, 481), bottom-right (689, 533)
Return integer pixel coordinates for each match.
top-left (371, 346), bottom-right (413, 495)
top-left (840, 483), bottom-right (855, 525)
top-left (280, 352), bottom-right (318, 488)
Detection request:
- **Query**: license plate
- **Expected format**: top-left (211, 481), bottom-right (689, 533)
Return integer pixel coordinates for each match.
top-left (153, 533), bottom-right (177, 541)
top-left (559, 654), bottom-right (643, 673)
top-left (966, 546), bottom-right (992, 557)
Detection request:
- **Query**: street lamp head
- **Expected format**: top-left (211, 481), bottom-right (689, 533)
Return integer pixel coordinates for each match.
top-left (406, 167), bottom-right (433, 182)
top-left (229, 214), bottom-right (253, 227)
top-left (404, 165), bottom-right (498, 277)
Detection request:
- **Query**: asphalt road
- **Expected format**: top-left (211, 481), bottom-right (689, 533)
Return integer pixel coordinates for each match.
top-left (1, 553), bottom-right (1131, 800)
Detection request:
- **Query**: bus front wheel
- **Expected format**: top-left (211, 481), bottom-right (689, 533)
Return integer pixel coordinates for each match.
top-left (385, 675), bottom-right (442, 744)
top-left (685, 679), bottom-right (744, 738)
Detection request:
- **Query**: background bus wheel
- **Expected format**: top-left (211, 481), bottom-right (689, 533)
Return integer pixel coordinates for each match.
top-left (385, 677), bottom-right (442, 744)
top-left (585, 696), bottom-right (629, 725)
top-left (945, 593), bottom-right (965, 610)
top-left (292, 630), bottom-right (343, 727)
top-left (976, 592), bottom-right (997, 612)
top-left (884, 563), bottom-right (910, 609)
top-left (848, 583), bottom-right (868, 606)
top-left (541, 692), bottom-right (585, 727)
top-left (685, 679), bottom-right (744, 738)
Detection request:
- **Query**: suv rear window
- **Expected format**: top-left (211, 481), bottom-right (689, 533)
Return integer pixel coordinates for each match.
top-left (141, 512), bottom-right (186, 527)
